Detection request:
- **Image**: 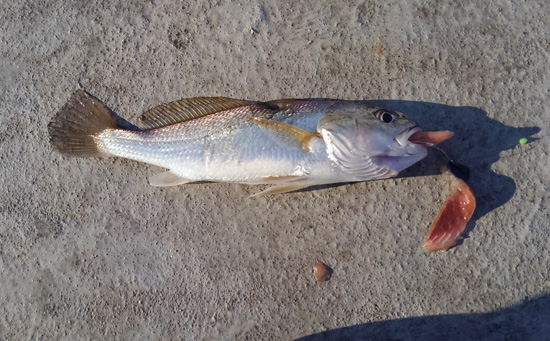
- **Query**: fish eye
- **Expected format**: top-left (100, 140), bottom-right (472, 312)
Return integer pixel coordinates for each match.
top-left (375, 110), bottom-right (397, 123)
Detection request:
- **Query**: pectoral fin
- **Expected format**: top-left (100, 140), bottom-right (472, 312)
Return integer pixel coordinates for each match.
top-left (149, 171), bottom-right (191, 187)
top-left (243, 116), bottom-right (320, 152)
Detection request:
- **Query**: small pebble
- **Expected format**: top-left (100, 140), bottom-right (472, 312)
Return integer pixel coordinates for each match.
top-left (519, 138), bottom-right (528, 145)
top-left (313, 262), bottom-right (332, 282)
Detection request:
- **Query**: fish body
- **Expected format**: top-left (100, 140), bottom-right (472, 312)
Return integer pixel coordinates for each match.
top-left (49, 90), bottom-right (448, 195)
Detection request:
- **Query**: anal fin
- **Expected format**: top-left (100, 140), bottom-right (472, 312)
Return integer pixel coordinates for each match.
top-left (149, 171), bottom-right (191, 187)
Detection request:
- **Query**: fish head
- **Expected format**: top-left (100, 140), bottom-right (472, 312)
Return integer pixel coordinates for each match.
top-left (317, 107), bottom-right (428, 179)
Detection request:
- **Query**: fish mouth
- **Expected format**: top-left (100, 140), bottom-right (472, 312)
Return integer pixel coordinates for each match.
top-left (396, 126), bottom-right (422, 146)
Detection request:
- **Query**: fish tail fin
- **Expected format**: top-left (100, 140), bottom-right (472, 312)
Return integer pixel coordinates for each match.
top-left (48, 90), bottom-right (123, 157)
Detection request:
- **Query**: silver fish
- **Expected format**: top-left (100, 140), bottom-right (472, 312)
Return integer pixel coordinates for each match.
top-left (48, 90), bottom-right (447, 195)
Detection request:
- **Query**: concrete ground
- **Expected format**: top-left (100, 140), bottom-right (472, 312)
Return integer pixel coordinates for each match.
top-left (1, 1), bottom-right (548, 339)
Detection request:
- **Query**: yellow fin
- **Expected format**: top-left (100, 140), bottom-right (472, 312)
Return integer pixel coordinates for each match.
top-left (248, 175), bottom-right (310, 196)
top-left (246, 175), bottom-right (308, 185)
top-left (250, 184), bottom-right (309, 197)
top-left (243, 116), bottom-right (320, 152)
top-left (149, 171), bottom-right (191, 187)
top-left (138, 97), bottom-right (250, 129)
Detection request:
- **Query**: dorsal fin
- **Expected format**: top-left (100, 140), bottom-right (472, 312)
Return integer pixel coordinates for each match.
top-left (137, 97), bottom-right (251, 129)
top-left (261, 99), bottom-right (303, 110)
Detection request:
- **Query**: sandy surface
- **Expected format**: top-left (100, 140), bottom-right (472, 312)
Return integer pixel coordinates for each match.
top-left (1, 1), bottom-right (549, 339)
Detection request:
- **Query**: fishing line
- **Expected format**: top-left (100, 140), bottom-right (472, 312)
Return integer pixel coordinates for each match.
top-left (413, 133), bottom-right (547, 169)
top-left (410, 141), bottom-right (452, 162)
top-left (410, 140), bottom-right (471, 182)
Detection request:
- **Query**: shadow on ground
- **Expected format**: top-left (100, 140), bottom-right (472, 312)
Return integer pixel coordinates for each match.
top-left (304, 100), bottom-right (539, 241)
top-left (297, 294), bottom-right (550, 340)
top-left (56, 96), bottom-right (540, 243)
top-left (368, 101), bottom-right (538, 240)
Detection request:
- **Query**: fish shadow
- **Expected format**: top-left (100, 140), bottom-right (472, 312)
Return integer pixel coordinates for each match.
top-left (296, 294), bottom-right (550, 340)
top-left (305, 100), bottom-right (539, 242)
top-left (367, 100), bottom-right (539, 240)
top-left (77, 92), bottom-right (539, 239)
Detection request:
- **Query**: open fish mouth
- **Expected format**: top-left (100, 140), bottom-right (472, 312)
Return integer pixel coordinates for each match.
top-left (407, 128), bottom-right (454, 147)
top-left (396, 126), bottom-right (422, 146)
top-left (372, 126), bottom-right (454, 175)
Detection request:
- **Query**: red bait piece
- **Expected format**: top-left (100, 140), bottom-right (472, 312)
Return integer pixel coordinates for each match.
top-left (424, 168), bottom-right (476, 252)
top-left (409, 130), bottom-right (454, 147)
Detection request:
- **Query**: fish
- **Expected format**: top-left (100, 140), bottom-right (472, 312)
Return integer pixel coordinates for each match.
top-left (48, 90), bottom-right (453, 195)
